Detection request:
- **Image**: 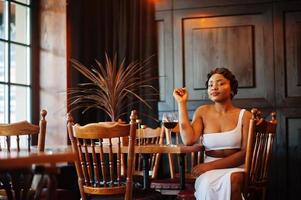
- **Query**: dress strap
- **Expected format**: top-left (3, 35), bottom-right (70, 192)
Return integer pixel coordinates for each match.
top-left (237, 109), bottom-right (246, 128)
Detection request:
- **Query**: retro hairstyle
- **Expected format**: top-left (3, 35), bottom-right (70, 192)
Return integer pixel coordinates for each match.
top-left (205, 67), bottom-right (238, 99)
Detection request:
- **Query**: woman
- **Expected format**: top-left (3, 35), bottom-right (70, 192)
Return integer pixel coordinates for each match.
top-left (173, 68), bottom-right (251, 200)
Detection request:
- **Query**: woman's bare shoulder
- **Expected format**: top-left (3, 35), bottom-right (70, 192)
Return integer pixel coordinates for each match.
top-left (242, 109), bottom-right (252, 121)
top-left (195, 104), bottom-right (213, 115)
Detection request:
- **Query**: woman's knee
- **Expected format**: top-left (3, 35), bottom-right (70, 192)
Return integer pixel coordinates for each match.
top-left (195, 175), bottom-right (211, 191)
top-left (231, 172), bottom-right (244, 191)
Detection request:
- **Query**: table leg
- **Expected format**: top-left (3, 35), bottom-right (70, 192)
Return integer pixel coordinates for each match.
top-left (46, 174), bottom-right (58, 200)
top-left (11, 171), bottom-right (33, 200)
top-left (0, 173), bottom-right (13, 200)
top-left (179, 153), bottom-right (186, 190)
top-left (142, 154), bottom-right (150, 189)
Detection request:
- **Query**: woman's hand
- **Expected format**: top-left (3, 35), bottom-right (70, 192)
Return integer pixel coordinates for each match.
top-left (191, 163), bottom-right (213, 177)
top-left (173, 88), bottom-right (188, 103)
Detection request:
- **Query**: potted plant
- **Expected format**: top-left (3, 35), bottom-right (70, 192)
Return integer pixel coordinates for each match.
top-left (67, 54), bottom-right (158, 122)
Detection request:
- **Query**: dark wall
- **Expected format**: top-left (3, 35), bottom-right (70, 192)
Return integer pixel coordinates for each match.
top-left (155, 0), bottom-right (301, 199)
top-left (67, 0), bottom-right (159, 126)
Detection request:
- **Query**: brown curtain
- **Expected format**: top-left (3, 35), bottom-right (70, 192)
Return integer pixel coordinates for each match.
top-left (67, 0), bottom-right (158, 126)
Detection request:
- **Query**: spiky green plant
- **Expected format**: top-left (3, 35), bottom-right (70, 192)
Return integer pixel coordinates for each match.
top-left (67, 54), bottom-right (158, 121)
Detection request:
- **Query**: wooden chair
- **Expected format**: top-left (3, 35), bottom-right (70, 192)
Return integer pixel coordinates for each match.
top-left (150, 124), bottom-right (203, 196)
top-left (134, 124), bottom-right (163, 188)
top-left (67, 111), bottom-right (163, 200)
top-left (135, 125), bottom-right (163, 178)
top-left (0, 110), bottom-right (47, 200)
top-left (176, 109), bottom-right (277, 200)
top-left (0, 110), bottom-right (47, 153)
top-left (243, 108), bottom-right (277, 200)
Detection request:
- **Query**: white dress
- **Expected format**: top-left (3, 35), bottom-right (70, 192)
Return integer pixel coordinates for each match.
top-left (194, 109), bottom-right (246, 200)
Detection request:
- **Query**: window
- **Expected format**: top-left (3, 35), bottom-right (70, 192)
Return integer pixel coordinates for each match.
top-left (0, 0), bottom-right (31, 147)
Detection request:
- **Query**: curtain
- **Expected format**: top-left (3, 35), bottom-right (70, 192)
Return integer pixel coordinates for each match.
top-left (68, 0), bottom-right (158, 127)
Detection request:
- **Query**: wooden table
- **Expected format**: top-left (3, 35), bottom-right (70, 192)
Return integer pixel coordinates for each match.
top-left (0, 150), bottom-right (76, 170)
top-left (133, 144), bottom-right (203, 190)
top-left (0, 149), bottom-right (77, 200)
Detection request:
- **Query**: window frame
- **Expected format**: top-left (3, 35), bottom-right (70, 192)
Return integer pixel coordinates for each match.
top-left (0, 0), bottom-right (39, 146)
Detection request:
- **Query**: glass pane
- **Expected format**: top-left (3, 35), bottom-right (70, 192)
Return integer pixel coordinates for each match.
top-left (0, 41), bottom-right (7, 82)
top-left (10, 3), bottom-right (30, 44)
top-left (8, 135), bottom-right (29, 149)
top-left (14, 0), bottom-right (30, 5)
top-left (0, 84), bottom-right (7, 123)
top-left (10, 85), bottom-right (30, 122)
top-left (10, 44), bottom-right (29, 84)
top-left (0, 0), bottom-right (8, 40)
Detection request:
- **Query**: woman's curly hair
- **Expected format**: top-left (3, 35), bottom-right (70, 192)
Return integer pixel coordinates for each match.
top-left (205, 67), bottom-right (238, 99)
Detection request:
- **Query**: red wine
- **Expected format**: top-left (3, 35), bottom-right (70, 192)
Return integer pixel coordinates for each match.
top-left (163, 122), bottom-right (177, 129)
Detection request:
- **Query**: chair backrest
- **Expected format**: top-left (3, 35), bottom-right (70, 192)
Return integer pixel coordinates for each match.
top-left (67, 110), bottom-right (137, 200)
top-left (243, 108), bottom-right (277, 199)
top-left (134, 124), bottom-right (163, 179)
top-left (165, 124), bottom-right (203, 179)
top-left (0, 110), bottom-right (47, 152)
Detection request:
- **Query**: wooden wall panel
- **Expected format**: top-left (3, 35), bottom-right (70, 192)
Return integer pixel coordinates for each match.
top-left (174, 4), bottom-right (274, 111)
top-left (285, 12), bottom-right (301, 97)
top-left (275, 2), bottom-right (301, 108)
top-left (184, 21), bottom-right (255, 97)
top-left (156, 11), bottom-right (174, 113)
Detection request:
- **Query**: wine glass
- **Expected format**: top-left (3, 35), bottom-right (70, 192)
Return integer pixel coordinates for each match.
top-left (162, 112), bottom-right (178, 145)
top-left (162, 112), bottom-right (178, 129)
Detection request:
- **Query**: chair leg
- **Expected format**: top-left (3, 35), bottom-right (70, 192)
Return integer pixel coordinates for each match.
top-left (46, 174), bottom-right (58, 200)
top-left (78, 179), bottom-right (87, 200)
top-left (34, 175), bottom-right (47, 200)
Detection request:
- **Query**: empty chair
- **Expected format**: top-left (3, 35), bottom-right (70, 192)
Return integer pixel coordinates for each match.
top-left (67, 110), bottom-right (162, 200)
top-left (134, 124), bottom-right (163, 188)
top-left (0, 110), bottom-right (47, 153)
top-left (0, 110), bottom-right (47, 200)
top-left (151, 124), bottom-right (203, 196)
top-left (135, 125), bottom-right (163, 178)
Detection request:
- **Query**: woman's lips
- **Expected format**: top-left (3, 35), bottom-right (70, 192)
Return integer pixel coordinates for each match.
top-left (210, 92), bottom-right (219, 96)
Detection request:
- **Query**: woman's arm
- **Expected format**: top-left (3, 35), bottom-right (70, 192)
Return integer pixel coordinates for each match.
top-left (191, 110), bottom-right (252, 176)
top-left (173, 88), bottom-right (203, 145)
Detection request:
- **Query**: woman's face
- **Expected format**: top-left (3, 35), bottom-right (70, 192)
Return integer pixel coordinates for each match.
top-left (207, 73), bottom-right (232, 102)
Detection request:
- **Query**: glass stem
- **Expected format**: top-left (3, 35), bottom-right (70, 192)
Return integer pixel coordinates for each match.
top-left (165, 128), bottom-right (172, 145)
